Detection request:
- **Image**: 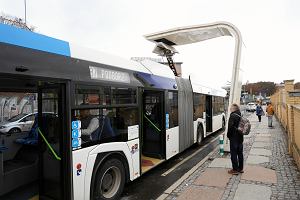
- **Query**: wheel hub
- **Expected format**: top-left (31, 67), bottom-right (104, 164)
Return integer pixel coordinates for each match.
top-left (102, 172), bottom-right (113, 191)
top-left (100, 166), bottom-right (122, 198)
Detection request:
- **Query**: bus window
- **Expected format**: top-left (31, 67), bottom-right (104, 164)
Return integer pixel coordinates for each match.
top-left (213, 96), bottom-right (225, 116)
top-left (75, 85), bottom-right (137, 106)
top-left (72, 107), bottom-right (138, 148)
top-left (112, 88), bottom-right (137, 104)
top-left (193, 93), bottom-right (205, 120)
top-left (168, 91), bottom-right (178, 128)
top-left (75, 85), bottom-right (111, 105)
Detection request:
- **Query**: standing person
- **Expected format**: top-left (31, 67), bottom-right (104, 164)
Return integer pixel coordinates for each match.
top-left (227, 103), bottom-right (244, 175)
top-left (266, 102), bottom-right (275, 127)
top-left (256, 102), bottom-right (264, 122)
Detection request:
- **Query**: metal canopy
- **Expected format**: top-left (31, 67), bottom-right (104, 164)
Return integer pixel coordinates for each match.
top-left (145, 22), bottom-right (233, 46)
top-left (144, 21), bottom-right (242, 106)
top-left (145, 21), bottom-right (243, 152)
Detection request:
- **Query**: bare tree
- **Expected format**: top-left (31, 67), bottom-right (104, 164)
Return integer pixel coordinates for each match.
top-left (0, 13), bottom-right (35, 31)
top-left (244, 81), bottom-right (276, 96)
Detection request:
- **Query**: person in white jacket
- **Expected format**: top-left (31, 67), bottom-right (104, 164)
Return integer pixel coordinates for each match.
top-left (79, 109), bottom-right (99, 137)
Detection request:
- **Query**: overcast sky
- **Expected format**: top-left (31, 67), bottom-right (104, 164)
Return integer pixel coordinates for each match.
top-left (1, 0), bottom-right (300, 89)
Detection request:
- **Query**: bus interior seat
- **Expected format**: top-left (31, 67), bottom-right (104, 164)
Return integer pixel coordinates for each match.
top-left (101, 117), bottom-right (116, 139)
top-left (4, 114), bottom-right (39, 172)
top-left (14, 113), bottom-right (54, 146)
top-left (91, 116), bottom-right (116, 142)
top-left (15, 115), bottom-right (38, 146)
top-left (0, 115), bottom-right (38, 161)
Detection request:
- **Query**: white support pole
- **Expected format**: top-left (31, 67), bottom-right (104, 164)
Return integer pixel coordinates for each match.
top-left (220, 23), bottom-right (243, 152)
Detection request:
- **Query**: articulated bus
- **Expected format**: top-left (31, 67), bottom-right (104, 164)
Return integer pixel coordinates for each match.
top-left (0, 23), bottom-right (226, 200)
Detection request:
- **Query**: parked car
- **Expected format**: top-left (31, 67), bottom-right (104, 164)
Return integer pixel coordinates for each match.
top-left (0, 113), bottom-right (36, 134)
top-left (246, 102), bottom-right (257, 112)
top-left (0, 112), bottom-right (57, 134)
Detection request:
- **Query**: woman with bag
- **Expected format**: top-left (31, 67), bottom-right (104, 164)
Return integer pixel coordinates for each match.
top-left (256, 102), bottom-right (264, 122)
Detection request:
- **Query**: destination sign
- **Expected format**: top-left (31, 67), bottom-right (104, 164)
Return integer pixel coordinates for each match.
top-left (89, 66), bottom-right (130, 83)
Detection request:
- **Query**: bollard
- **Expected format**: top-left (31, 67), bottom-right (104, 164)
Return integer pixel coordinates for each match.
top-left (219, 134), bottom-right (224, 156)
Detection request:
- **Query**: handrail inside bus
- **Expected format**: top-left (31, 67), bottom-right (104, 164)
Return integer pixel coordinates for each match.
top-left (143, 114), bottom-right (161, 132)
top-left (37, 127), bottom-right (62, 161)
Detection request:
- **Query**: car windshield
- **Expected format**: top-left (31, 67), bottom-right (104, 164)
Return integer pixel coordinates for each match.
top-left (7, 113), bottom-right (28, 122)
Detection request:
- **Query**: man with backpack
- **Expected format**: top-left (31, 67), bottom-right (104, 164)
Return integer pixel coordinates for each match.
top-left (227, 103), bottom-right (244, 175)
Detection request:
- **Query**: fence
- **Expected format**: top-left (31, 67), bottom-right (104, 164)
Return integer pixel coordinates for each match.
top-left (292, 106), bottom-right (300, 168)
top-left (271, 80), bottom-right (300, 169)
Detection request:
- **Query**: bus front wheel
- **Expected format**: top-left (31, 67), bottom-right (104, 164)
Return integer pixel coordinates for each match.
top-left (93, 158), bottom-right (126, 200)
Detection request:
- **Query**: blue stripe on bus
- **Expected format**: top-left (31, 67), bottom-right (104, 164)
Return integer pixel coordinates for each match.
top-left (0, 23), bottom-right (70, 56)
top-left (137, 72), bottom-right (177, 90)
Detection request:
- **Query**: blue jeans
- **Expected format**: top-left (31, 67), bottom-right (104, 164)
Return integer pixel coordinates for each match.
top-left (230, 141), bottom-right (244, 171)
top-left (268, 115), bottom-right (273, 127)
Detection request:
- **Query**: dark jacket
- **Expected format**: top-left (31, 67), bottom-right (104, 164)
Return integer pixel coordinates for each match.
top-left (256, 105), bottom-right (263, 116)
top-left (227, 110), bottom-right (243, 143)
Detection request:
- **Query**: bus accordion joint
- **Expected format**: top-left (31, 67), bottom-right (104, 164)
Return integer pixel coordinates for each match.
top-left (143, 114), bottom-right (161, 133)
top-left (37, 127), bottom-right (62, 161)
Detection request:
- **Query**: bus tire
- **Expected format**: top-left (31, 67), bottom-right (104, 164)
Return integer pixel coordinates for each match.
top-left (197, 124), bottom-right (204, 145)
top-left (222, 118), bottom-right (226, 130)
top-left (93, 158), bottom-right (126, 200)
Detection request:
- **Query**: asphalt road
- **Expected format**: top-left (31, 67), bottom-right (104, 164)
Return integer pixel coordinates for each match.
top-left (121, 129), bottom-right (223, 200)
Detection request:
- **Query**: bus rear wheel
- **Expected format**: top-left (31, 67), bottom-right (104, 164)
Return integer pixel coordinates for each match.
top-left (197, 125), bottom-right (204, 145)
top-left (222, 118), bottom-right (226, 130)
top-left (94, 158), bottom-right (125, 200)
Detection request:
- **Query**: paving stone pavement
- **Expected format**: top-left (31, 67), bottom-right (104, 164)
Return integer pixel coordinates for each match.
top-left (241, 165), bottom-right (277, 184)
top-left (233, 183), bottom-right (272, 200)
top-left (162, 113), bottom-right (300, 200)
top-left (208, 158), bottom-right (232, 168)
top-left (249, 148), bottom-right (272, 156)
top-left (252, 141), bottom-right (271, 148)
top-left (246, 155), bottom-right (269, 164)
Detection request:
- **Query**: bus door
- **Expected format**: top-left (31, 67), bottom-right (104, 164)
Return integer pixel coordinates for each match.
top-left (38, 83), bottom-right (70, 200)
top-left (205, 95), bottom-right (213, 133)
top-left (142, 90), bottom-right (165, 159)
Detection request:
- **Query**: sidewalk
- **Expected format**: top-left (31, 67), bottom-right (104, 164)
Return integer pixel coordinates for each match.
top-left (162, 113), bottom-right (300, 200)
